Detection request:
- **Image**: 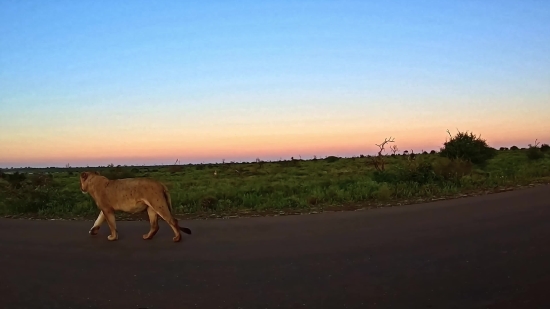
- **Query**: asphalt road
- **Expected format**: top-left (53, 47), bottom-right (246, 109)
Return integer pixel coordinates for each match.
top-left (1, 185), bottom-right (549, 309)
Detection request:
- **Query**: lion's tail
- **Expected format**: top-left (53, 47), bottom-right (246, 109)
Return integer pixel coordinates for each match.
top-left (162, 183), bottom-right (192, 235)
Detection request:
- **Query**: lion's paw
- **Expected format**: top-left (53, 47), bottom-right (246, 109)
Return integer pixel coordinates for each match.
top-left (89, 226), bottom-right (100, 235)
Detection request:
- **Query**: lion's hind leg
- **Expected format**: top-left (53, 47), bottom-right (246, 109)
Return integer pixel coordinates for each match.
top-left (142, 206), bottom-right (159, 240)
top-left (140, 199), bottom-right (182, 242)
top-left (154, 205), bottom-right (182, 242)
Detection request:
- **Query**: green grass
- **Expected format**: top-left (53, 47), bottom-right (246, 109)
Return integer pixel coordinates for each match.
top-left (1, 148), bottom-right (549, 219)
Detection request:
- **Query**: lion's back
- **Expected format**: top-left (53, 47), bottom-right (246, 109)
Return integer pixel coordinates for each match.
top-left (109, 177), bottom-right (167, 202)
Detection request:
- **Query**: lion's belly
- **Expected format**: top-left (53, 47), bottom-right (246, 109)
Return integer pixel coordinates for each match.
top-left (113, 198), bottom-right (149, 213)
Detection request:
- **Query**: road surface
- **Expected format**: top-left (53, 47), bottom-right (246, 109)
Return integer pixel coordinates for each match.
top-left (1, 185), bottom-right (549, 309)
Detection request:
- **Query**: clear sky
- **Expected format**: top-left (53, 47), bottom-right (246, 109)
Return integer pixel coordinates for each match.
top-left (1, 0), bottom-right (549, 168)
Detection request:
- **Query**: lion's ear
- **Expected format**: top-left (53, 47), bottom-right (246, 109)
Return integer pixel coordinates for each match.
top-left (80, 172), bottom-right (88, 180)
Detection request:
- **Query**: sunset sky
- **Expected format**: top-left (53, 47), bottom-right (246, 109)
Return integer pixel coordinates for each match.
top-left (1, 0), bottom-right (549, 168)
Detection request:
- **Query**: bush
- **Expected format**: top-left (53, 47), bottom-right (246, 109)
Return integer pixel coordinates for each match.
top-left (373, 160), bottom-right (441, 185)
top-left (4, 172), bottom-right (27, 189)
top-left (541, 144), bottom-right (550, 152)
top-left (102, 167), bottom-right (135, 180)
top-left (325, 156), bottom-right (340, 163)
top-left (527, 146), bottom-right (544, 161)
top-left (374, 183), bottom-right (392, 201)
top-left (398, 161), bottom-right (439, 185)
top-left (510, 146), bottom-right (519, 151)
top-left (439, 130), bottom-right (497, 165)
top-left (168, 165), bottom-right (183, 173)
top-left (432, 157), bottom-right (472, 181)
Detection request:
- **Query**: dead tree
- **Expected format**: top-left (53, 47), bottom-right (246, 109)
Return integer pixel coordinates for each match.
top-left (408, 149), bottom-right (416, 161)
top-left (528, 139), bottom-right (540, 148)
top-left (371, 137), bottom-right (395, 171)
top-left (256, 157), bottom-right (264, 168)
top-left (390, 144), bottom-right (399, 155)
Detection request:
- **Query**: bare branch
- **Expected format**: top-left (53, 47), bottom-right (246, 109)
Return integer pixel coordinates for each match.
top-left (370, 137), bottom-right (396, 171)
top-left (374, 136), bottom-right (395, 156)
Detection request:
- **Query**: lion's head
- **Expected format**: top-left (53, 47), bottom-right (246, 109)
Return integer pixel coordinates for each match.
top-left (79, 171), bottom-right (100, 194)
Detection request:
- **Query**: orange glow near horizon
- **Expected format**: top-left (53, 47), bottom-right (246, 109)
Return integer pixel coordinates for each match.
top-left (1, 86), bottom-right (549, 168)
top-left (2, 118), bottom-right (549, 167)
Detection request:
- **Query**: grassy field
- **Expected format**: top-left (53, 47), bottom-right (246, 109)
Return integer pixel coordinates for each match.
top-left (1, 142), bottom-right (549, 220)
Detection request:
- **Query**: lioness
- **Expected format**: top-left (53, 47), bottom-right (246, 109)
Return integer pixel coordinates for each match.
top-left (79, 171), bottom-right (192, 242)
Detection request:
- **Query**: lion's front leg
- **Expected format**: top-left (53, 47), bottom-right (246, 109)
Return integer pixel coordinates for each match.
top-left (89, 211), bottom-right (105, 235)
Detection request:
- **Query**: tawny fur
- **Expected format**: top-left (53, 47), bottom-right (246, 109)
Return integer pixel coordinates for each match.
top-left (79, 171), bottom-right (192, 242)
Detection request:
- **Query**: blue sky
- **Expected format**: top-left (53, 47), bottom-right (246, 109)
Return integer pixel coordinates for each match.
top-left (1, 0), bottom-right (549, 167)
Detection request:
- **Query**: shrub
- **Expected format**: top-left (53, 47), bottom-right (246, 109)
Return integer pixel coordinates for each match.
top-left (510, 146), bottom-right (519, 151)
top-left (29, 173), bottom-right (53, 187)
top-left (439, 130), bottom-right (497, 165)
top-left (325, 156), bottom-right (340, 163)
top-left (397, 161), bottom-right (439, 185)
top-left (4, 172), bottom-right (27, 189)
top-left (541, 144), bottom-right (550, 152)
top-left (372, 169), bottom-right (399, 183)
top-left (526, 148), bottom-right (544, 160)
top-left (168, 165), bottom-right (182, 173)
top-left (374, 183), bottom-right (392, 201)
top-left (526, 144), bottom-right (544, 161)
top-left (373, 160), bottom-right (440, 185)
top-left (200, 196), bottom-right (218, 210)
top-left (432, 157), bottom-right (472, 181)
top-left (102, 167), bottom-right (135, 180)
top-left (430, 150), bottom-right (436, 154)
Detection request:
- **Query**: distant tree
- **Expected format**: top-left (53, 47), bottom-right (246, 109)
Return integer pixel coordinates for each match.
top-left (510, 146), bottom-right (519, 150)
top-left (541, 144), bottom-right (550, 152)
top-left (526, 139), bottom-right (544, 161)
top-left (439, 129), bottom-right (497, 165)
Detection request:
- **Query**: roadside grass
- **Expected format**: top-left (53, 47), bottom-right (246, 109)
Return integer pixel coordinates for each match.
top-left (1, 147), bottom-right (549, 220)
